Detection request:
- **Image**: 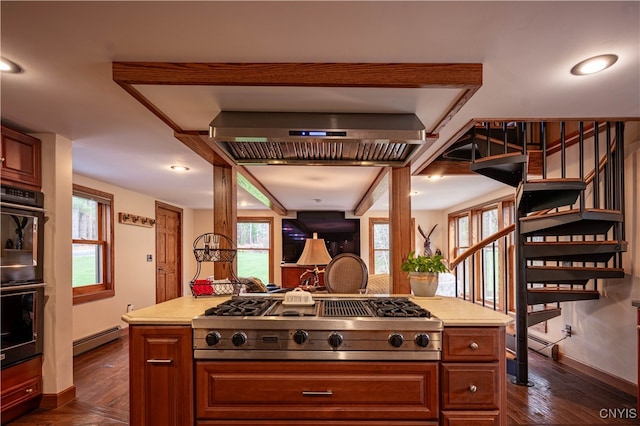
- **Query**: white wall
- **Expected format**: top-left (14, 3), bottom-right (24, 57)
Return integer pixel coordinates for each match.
top-left (72, 175), bottom-right (195, 340)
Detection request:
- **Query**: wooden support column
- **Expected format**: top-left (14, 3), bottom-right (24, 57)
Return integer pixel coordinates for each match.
top-left (389, 166), bottom-right (412, 294)
top-left (213, 164), bottom-right (237, 280)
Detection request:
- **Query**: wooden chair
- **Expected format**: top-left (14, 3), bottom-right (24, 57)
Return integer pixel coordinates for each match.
top-left (324, 253), bottom-right (368, 293)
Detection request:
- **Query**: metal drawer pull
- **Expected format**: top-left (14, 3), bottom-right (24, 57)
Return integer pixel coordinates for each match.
top-left (469, 385), bottom-right (478, 393)
top-left (146, 358), bottom-right (173, 364)
top-left (469, 342), bottom-right (479, 350)
top-left (25, 388), bottom-right (34, 394)
top-left (302, 390), bottom-right (333, 397)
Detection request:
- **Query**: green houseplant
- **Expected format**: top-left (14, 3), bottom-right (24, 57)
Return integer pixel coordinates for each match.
top-left (401, 251), bottom-right (448, 296)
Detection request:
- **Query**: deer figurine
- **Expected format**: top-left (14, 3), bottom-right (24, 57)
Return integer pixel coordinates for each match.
top-left (417, 224), bottom-right (437, 257)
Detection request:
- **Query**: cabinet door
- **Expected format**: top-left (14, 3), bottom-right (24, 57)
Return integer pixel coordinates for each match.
top-left (0, 355), bottom-right (43, 423)
top-left (130, 325), bottom-right (193, 426)
top-left (1, 126), bottom-right (42, 190)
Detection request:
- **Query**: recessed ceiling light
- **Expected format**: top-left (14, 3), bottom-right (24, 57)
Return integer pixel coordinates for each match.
top-left (426, 175), bottom-right (443, 180)
top-left (409, 191), bottom-right (419, 196)
top-left (571, 54), bottom-right (618, 76)
top-left (170, 165), bottom-right (190, 172)
top-left (0, 57), bottom-right (22, 73)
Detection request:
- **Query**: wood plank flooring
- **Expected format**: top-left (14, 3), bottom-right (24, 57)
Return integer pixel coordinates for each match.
top-left (6, 336), bottom-right (638, 425)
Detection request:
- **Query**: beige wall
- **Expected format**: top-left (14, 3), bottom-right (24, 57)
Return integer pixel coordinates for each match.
top-left (38, 132), bottom-right (74, 395)
top-left (71, 175), bottom-right (196, 339)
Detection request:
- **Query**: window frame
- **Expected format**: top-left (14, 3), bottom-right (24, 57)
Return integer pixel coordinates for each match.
top-left (237, 216), bottom-right (274, 283)
top-left (72, 184), bottom-right (115, 304)
top-left (368, 217), bottom-right (416, 275)
top-left (448, 196), bottom-right (515, 311)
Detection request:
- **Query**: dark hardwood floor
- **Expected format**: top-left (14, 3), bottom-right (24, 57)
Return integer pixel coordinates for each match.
top-left (6, 336), bottom-right (637, 425)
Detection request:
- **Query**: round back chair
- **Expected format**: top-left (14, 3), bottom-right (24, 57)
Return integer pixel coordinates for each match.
top-left (324, 253), bottom-right (368, 293)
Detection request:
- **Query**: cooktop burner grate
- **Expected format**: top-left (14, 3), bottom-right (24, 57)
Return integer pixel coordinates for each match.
top-left (204, 298), bottom-right (273, 316)
top-left (323, 300), bottom-right (372, 317)
top-left (369, 298), bottom-right (432, 318)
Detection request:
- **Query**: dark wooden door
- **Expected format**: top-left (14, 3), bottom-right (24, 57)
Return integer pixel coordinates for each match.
top-left (155, 202), bottom-right (182, 303)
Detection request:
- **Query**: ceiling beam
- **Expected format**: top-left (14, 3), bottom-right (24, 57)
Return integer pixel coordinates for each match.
top-left (354, 168), bottom-right (389, 216)
top-left (112, 62), bottom-right (482, 88)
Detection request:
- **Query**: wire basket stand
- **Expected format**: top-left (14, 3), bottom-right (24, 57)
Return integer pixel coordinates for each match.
top-left (190, 233), bottom-right (240, 296)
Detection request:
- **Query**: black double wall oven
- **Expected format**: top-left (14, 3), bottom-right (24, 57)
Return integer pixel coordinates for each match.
top-left (1, 184), bottom-right (45, 368)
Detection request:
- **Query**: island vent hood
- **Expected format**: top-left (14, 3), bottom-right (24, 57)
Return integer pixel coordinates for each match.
top-left (209, 111), bottom-right (427, 166)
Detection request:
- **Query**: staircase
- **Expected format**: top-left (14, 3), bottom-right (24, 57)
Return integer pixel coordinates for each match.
top-left (449, 120), bottom-right (627, 385)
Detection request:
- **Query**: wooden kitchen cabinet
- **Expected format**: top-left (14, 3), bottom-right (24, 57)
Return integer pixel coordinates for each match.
top-left (1, 126), bottom-right (42, 191)
top-left (196, 360), bottom-right (438, 424)
top-left (440, 327), bottom-right (506, 426)
top-left (129, 325), bottom-right (193, 426)
top-left (0, 355), bottom-right (43, 424)
top-left (281, 264), bottom-right (325, 288)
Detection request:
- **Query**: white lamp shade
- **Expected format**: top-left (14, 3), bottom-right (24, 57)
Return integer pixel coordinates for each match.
top-left (297, 238), bottom-right (332, 266)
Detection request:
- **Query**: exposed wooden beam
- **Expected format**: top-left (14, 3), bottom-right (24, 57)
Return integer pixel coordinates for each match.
top-left (354, 168), bottom-right (389, 216)
top-left (174, 131), bottom-right (231, 167)
top-left (389, 166), bottom-right (412, 295)
top-left (112, 62), bottom-right (482, 88)
top-left (213, 165), bottom-right (237, 280)
top-left (236, 169), bottom-right (287, 216)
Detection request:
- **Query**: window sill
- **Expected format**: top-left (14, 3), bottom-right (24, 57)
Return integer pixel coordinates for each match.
top-left (73, 288), bottom-right (115, 305)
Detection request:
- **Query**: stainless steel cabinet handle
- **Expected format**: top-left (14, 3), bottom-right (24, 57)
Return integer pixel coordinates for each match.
top-left (146, 358), bottom-right (173, 364)
top-left (469, 342), bottom-right (479, 350)
top-left (302, 390), bottom-right (333, 397)
top-left (469, 385), bottom-right (478, 393)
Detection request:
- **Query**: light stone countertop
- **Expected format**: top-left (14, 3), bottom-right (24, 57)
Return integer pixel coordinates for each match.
top-left (122, 294), bottom-right (513, 327)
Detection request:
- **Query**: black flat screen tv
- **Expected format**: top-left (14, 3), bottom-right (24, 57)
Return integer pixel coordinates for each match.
top-left (282, 212), bottom-right (360, 263)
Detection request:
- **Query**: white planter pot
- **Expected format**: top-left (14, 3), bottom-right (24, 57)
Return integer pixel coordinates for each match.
top-left (409, 272), bottom-right (439, 297)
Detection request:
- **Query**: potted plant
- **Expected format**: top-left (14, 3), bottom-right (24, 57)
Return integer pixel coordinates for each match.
top-left (400, 251), bottom-right (448, 297)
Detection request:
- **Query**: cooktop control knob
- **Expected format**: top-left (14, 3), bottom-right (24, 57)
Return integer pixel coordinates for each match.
top-left (205, 331), bottom-right (221, 346)
top-left (293, 330), bottom-right (309, 345)
top-left (231, 332), bottom-right (247, 347)
top-left (415, 333), bottom-right (430, 348)
top-left (388, 333), bottom-right (404, 348)
top-left (328, 333), bottom-right (343, 349)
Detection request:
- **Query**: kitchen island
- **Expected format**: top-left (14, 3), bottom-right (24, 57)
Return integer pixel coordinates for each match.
top-left (122, 294), bottom-right (512, 426)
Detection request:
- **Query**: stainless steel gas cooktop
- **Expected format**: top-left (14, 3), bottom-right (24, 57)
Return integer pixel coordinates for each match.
top-left (192, 296), bottom-right (443, 361)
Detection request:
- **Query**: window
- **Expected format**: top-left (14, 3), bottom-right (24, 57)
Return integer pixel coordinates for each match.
top-left (368, 217), bottom-right (415, 275)
top-left (370, 219), bottom-right (390, 274)
top-left (448, 198), bottom-right (515, 311)
top-left (72, 184), bottom-right (114, 304)
top-left (237, 217), bottom-right (273, 283)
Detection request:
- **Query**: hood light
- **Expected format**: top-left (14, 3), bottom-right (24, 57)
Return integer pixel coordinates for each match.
top-left (571, 54), bottom-right (618, 76)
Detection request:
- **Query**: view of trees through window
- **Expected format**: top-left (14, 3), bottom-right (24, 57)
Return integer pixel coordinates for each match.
top-left (237, 219), bottom-right (272, 283)
top-left (72, 195), bottom-right (103, 287)
top-left (372, 222), bottom-right (390, 274)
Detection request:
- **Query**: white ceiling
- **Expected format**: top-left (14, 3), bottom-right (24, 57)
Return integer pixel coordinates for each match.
top-left (1, 2), bottom-right (638, 212)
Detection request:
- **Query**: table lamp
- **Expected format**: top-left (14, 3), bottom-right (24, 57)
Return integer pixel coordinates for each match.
top-left (296, 233), bottom-right (332, 286)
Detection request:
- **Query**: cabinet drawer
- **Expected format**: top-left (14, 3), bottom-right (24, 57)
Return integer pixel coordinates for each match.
top-left (1, 376), bottom-right (41, 410)
top-left (442, 328), bottom-right (501, 361)
top-left (441, 363), bottom-right (500, 410)
top-left (199, 421), bottom-right (437, 425)
top-left (441, 410), bottom-right (500, 426)
top-left (197, 361), bottom-right (438, 421)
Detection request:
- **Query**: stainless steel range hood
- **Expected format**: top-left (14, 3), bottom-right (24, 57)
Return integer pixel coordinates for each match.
top-left (209, 111), bottom-right (426, 166)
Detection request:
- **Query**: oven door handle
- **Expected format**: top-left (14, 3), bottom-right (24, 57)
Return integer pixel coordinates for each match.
top-left (0, 202), bottom-right (45, 213)
top-left (302, 390), bottom-right (333, 397)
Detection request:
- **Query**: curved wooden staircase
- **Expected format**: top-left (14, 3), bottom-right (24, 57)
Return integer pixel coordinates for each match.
top-left (447, 120), bottom-right (627, 385)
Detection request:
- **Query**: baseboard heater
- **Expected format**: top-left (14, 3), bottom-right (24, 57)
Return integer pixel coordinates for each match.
top-left (73, 326), bottom-right (122, 357)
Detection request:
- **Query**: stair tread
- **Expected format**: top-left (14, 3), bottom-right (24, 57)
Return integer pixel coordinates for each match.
top-left (524, 240), bottom-right (626, 246)
top-left (520, 208), bottom-right (622, 222)
top-left (528, 288), bottom-right (600, 293)
top-left (528, 265), bottom-right (624, 272)
top-left (525, 177), bottom-right (584, 184)
top-left (473, 151), bottom-right (526, 163)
